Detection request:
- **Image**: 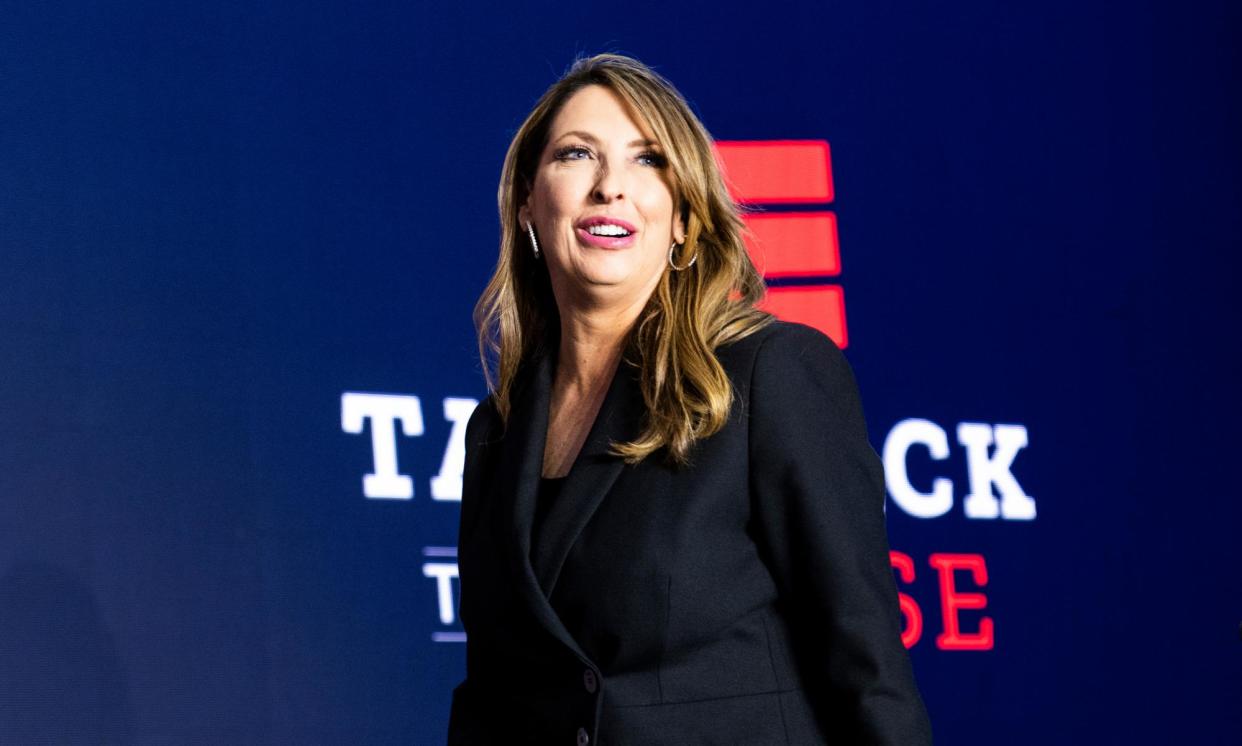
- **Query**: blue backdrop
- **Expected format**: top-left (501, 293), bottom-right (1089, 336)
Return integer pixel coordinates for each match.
top-left (3, 1), bottom-right (1239, 743)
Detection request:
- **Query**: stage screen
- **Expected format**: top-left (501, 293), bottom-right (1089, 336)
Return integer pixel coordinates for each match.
top-left (2, 1), bottom-right (1238, 743)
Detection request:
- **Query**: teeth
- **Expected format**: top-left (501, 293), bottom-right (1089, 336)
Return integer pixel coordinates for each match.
top-left (586, 224), bottom-right (631, 237)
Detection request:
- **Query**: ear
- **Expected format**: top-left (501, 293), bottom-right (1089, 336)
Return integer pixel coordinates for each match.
top-left (674, 202), bottom-right (688, 245)
top-left (518, 190), bottom-right (534, 229)
top-left (517, 176), bottom-right (536, 229)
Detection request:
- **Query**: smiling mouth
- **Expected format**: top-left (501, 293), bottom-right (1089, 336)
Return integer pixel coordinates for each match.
top-left (576, 226), bottom-right (638, 248)
top-left (588, 225), bottom-right (635, 237)
top-left (583, 225), bottom-right (633, 238)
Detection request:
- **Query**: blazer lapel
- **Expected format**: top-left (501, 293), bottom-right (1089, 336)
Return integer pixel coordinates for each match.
top-left (530, 351), bottom-right (642, 597)
top-left (498, 343), bottom-right (642, 654)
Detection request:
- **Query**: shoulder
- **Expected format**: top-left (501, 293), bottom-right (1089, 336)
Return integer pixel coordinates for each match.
top-left (718, 318), bottom-right (850, 386)
top-left (754, 318), bottom-right (844, 360)
top-left (745, 319), bottom-right (869, 429)
top-left (465, 393), bottom-right (502, 448)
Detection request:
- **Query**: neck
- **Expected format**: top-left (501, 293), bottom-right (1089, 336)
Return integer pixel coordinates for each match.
top-left (550, 267), bottom-right (663, 391)
top-left (554, 301), bottom-right (643, 394)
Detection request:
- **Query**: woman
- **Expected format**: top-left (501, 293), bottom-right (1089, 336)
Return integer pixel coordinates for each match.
top-left (449, 53), bottom-right (932, 745)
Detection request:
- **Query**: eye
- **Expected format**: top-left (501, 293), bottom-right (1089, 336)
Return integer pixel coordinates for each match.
top-left (554, 145), bottom-right (592, 161)
top-left (637, 150), bottom-right (668, 168)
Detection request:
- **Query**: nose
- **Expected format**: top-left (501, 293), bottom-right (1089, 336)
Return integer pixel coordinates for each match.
top-left (591, 163), bottom-right (624, 203)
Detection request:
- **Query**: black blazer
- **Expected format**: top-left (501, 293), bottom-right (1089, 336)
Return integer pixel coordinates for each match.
top-left (449, 320), bottom-right (932, 745)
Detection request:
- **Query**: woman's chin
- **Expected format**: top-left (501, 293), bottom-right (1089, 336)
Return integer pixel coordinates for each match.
top-left (567, 271), bottom-right (652, 301)
top-left (570, 257), bottom-right (646, 286)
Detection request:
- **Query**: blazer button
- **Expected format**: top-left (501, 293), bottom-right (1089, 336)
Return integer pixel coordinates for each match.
top-left (582, 668), bottom-right (598, 694)
top-left (576, 726), bottom-right (590, 745)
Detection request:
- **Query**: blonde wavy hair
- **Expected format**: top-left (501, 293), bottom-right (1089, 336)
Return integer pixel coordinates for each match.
top-left (475, 52), bottom-right (775, 467)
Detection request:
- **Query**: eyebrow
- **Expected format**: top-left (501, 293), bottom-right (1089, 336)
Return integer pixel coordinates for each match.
top-left (553, 130), bottom-right (660, 149)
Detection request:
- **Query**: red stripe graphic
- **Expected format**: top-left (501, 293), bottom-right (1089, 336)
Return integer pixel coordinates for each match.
top-left (715, 140), bottom-right (834, 204)
top-left (755, 285), bottom-right (849, 350)
top-left (715, 140), bottom-right (848, 347)
top-left (742, 212), bottom-right (840, 278)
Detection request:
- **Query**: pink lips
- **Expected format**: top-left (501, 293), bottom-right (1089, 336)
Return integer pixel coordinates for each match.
top-left (575, 216), bottom-right (638, 249)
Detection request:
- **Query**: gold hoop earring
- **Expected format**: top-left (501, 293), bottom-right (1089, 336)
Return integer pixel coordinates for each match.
top-left (668, 242), bottom-right (696, 271)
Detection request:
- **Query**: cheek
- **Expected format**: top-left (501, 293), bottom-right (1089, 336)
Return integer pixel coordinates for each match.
top-left (641, 201), bottom-right (676, 237)
top-left (639, 179), bottom-right (676, 225)
top-left (535, 181), bottom-right (570, 217)
top-left (539, 171), bottom-right (591, 213)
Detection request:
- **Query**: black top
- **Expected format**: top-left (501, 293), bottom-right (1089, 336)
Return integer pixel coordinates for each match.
top-left (531, 474), bottom-right (567, 558)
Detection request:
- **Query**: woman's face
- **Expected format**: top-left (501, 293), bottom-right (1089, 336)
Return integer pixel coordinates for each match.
top-left (519, 84), bottom-right (686, 314)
